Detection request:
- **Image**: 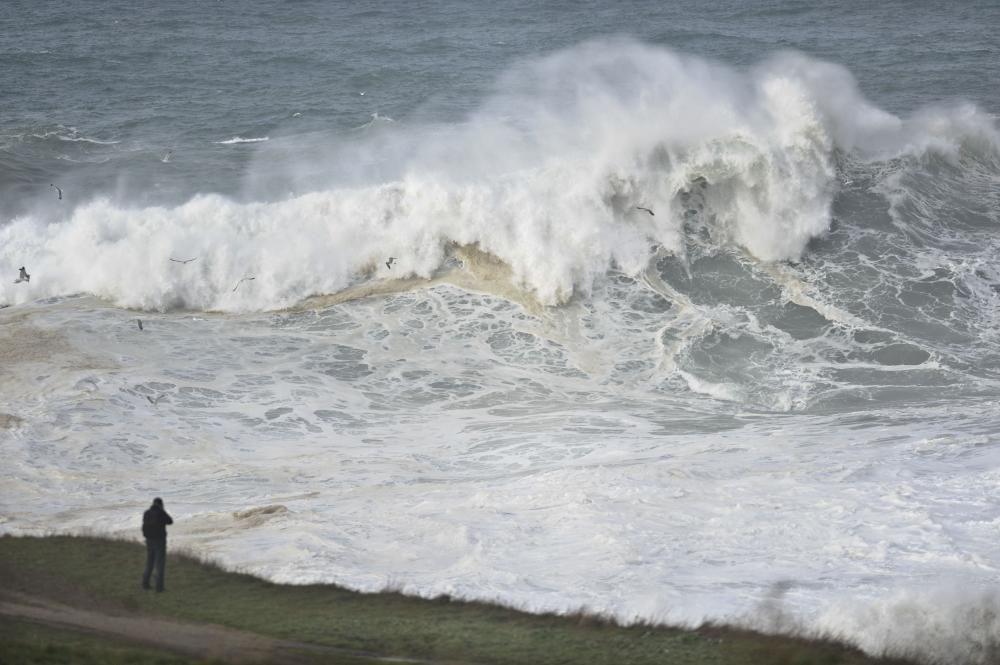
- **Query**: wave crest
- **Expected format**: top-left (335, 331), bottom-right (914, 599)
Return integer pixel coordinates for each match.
top-left (2, 40), bottom-right (997, 311)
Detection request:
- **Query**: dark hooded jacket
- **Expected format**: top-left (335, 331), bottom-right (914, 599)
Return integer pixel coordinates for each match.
top-left (142, 502), bottom-right (173, 540)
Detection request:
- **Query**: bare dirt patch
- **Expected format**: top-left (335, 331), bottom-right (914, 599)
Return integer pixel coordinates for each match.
top-left (0, 590), bottom-right (432, 664)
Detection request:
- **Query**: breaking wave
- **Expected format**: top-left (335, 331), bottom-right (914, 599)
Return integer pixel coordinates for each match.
top-left (1, 40), bottom-right (997, 315)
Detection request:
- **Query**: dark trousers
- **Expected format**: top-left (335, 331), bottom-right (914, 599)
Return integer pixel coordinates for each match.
top-left (142, 537), bottom-right (167, 591)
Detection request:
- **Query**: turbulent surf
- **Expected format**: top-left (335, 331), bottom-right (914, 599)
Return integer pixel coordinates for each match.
top-left (2, 5), bottom-right (999, 663)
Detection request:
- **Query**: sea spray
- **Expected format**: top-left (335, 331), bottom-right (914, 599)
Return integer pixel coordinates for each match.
top-left (815, 587), bottom-right (1000, 665)
top-left (2, 41), bottom-right (997, 312)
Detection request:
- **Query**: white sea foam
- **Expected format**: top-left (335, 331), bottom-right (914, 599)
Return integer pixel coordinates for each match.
top-left (2, 41), bottom-right (997, 313)
top-left (214, 136), bottom-right (270, 144)
top-left (19, 126), bottom-right (120, 145)
top-left (816, 587), bottom-right (1000, 664)
top-left (2, 40), bottom-right (1000, 664)
top-left (352, 112), bottom-right (396, 131)
top-left (2, 284), bottom-right (999, 664)
top-left (55, 135), bottom-right (121, 145)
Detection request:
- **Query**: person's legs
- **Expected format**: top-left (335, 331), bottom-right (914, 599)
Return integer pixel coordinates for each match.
top-left (142, 539), bottom-right (155, 589)
top-left (154, 538), bottom-right (167, 591)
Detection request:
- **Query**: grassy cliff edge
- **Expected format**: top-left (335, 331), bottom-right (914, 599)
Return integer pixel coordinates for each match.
top-left (0, 535), bottom-right (918, 665)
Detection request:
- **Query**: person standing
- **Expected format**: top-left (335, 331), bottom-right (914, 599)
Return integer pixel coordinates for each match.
top-left (141, 497), bottom-right (173, 592)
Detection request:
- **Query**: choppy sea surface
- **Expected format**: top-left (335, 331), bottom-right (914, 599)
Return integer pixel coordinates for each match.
top-left (2, 1), bottom-right (999, 662)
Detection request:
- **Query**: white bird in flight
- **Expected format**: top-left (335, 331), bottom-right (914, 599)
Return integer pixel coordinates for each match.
top-left (233, 276), bottom-right (256, 292)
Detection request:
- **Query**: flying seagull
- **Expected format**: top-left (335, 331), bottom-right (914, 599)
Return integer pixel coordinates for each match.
top-left (385, 257), bottom-right (396, 270)
top-left (50, 184), bottom-right (62, 200)
top-left (635, 206), bottom-right (654, 216)
top-left (137, 319), bottom-right (143, 331)
top-left (146, 394), bottom-right (166, 406)
top-left (162, 150), bottom-right (173, 163)
top-left (233, 276), bottom-right (256, 292)
top-left (169, 257), bottom-right (198, 264)
top-left (14, 266), bottom-right (30, 284)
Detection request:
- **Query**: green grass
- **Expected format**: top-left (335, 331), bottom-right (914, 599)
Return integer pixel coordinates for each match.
top-left (0, 617), bottom-right (215, 665)
top-left (0, 535), bottom-right (916, 665)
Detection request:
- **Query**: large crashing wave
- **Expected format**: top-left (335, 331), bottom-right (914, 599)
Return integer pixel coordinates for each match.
top-left (1, 39), bottom-right (997, 312)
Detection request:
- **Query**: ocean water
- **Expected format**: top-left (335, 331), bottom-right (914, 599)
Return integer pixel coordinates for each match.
top-left (2, 1), bottom-right (1000, 661)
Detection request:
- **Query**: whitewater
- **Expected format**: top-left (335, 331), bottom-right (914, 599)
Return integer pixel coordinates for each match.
top-left (2, 8), bottom-right (1000, 664)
